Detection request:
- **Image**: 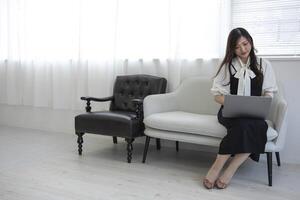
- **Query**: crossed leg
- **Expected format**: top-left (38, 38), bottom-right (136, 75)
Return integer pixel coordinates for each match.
top-left (204, 153), bottom-right (251, 189)
top-left (215, 153), bottom-right (250, 189)
top-left (203, 154), bottom-right (231, 189)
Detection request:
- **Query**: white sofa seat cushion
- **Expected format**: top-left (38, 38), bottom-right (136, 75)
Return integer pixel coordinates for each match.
top-left (144, 111), bottom-right (278, 141)
top-left (266, 120), bottom-right (278, 141)
top-left (144, 111), bottom-right (227, 138)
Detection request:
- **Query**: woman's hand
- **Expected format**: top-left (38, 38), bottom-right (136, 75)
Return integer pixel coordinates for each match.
top-left (264, 92), bottom-right (273, 97)
top-left (214, 95), bottom-right (225, 105)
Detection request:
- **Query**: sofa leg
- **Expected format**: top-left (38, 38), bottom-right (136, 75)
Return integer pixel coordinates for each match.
top-left (76, 132), bottom-right (85, 155)
top-left (176, 141), bottom-right (179, 152)
top-left (113, 136), bottom-right (118, 144)
top-left (125, 138), bottom-right (134, 163)
top-left (275, 152), bottom-right (281, 166)
top-left (156, 138), bottom-right (161, 150)
top-left (143, 136), bottom-right (151, 163)
top-left (266, 152), bottom-right (273, 186)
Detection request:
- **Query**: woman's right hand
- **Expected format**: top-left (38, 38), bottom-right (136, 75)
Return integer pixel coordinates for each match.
top-left (214, 95), bottom-right (225, 105)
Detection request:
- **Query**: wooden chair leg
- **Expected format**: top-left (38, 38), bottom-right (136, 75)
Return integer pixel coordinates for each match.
top-left (176, 141), bottom-right (179, 152)
top-left (76, 132), bottom-right (84, 155)
top-left (143, 136), bottom-right (151, 163)
top-left (113, 136), bottom-right (118, 144)
top-left (275, 152), bottom-right (281, 166)
top-left (266, 152), bottom-right (273, 186)
top-left (156, 138), bottom-right (161, 150)
top-left (125, 138), bottom-right (134, 163)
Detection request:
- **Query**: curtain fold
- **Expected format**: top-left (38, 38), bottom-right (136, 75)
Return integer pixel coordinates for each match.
top-left (0, 0), bottom-right (230, 110)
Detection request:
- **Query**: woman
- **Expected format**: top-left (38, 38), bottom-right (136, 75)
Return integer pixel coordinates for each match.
top-left (203, 28), bottom-right (278, 189)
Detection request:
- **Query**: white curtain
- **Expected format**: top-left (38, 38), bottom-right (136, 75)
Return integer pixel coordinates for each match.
top-left (0, 0), bottom-right (230, 110)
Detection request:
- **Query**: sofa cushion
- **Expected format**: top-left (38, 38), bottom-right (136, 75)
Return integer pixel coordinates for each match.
top-left (265, 120), bottom-right (278, 140)
top-left (144, 111), bottom-right (278, 141)
top-left (144, 111), bottom-right (226, 138)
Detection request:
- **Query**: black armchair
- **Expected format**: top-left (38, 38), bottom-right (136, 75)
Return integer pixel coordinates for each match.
top-left (75, 74), bottom-right (167, 163)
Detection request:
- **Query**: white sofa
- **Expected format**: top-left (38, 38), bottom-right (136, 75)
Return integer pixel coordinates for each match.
top-left (142, 76), bottom-right (288, 186)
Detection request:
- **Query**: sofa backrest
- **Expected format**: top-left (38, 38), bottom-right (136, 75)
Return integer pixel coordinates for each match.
top-left (176, 76), bottom-right (285, 122)
top-left (176, 77), bottom-right (220, 115)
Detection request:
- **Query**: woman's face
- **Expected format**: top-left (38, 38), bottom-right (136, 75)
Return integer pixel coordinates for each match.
top-left (234, 36), bottom-right (252, 61)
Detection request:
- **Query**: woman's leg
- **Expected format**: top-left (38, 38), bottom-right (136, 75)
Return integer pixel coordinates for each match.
top-left (204, 154), bottom-right (231, 183)
top-left (216, 153), bottom-right (250, 188)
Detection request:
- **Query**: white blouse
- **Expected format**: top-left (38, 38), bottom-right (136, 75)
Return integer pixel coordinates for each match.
top-left (211, 57), bottom-right (278, 96)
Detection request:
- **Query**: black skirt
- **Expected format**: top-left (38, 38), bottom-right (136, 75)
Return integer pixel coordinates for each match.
top-left (218, 106), bottom-right (268, 162)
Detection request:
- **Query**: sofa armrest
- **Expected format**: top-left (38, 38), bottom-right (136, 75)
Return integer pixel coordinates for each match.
top-left (80, 96), bottom-right (114, 112)
top-left (132, 98), bottom-right (144, 120)
top-left (272, 95), bottom-right (288, 151)
top-left (80, 96), bottom-right (114, 102)
top-left (143, 92), bottom-right (179, 118)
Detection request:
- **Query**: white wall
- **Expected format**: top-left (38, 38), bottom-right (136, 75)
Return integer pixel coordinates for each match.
top-left (0, 58), bottom-right (299, 164)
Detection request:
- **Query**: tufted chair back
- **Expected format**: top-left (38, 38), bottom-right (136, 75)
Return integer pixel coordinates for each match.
top-left (110, 75), bottom-right (167, 112)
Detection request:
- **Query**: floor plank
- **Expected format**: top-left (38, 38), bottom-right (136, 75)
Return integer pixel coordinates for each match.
top-left (0, 125), bottom-right (299, 200)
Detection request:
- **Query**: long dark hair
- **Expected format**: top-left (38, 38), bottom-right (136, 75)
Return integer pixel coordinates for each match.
top-left (215, 27), bottom-right (263, 84)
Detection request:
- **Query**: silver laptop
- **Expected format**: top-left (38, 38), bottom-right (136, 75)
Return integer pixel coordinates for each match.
top-left (222, 95), bottom-right (272, 119)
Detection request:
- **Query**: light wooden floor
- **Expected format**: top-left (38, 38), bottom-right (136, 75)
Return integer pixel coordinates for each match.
top-left (0, 125), bottom-right (299, 200)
